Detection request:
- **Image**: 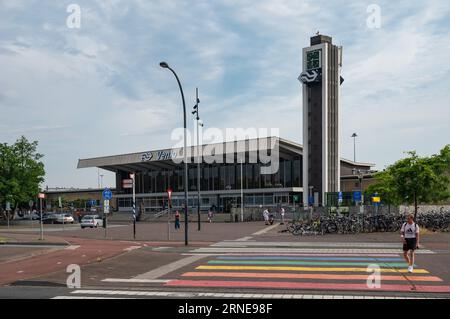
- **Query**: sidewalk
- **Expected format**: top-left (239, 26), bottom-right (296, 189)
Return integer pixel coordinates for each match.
top-left (0, 232), bottom-right (69, 246)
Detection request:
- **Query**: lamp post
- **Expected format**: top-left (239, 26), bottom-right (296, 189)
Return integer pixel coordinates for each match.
top-left (130, 172), bottom-right (136, 239)
top-left (351, 133), bottom-right (358, 163)
top-left (160, 61), bottom-right (189, 246)
top-left (192, 88), bottom-right (203, 231)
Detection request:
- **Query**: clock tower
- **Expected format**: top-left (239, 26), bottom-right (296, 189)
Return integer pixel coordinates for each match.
top-left (299, 34), bottom-right (344, 207)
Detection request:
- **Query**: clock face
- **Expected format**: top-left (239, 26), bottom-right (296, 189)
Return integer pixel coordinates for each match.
top-left (307, 50), bottom-right (321, 70)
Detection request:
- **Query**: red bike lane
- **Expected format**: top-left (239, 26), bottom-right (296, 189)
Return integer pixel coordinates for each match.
top-left (0, 238), bottom-right (139, 286)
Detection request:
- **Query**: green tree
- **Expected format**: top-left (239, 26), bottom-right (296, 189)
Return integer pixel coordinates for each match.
top-left (0, 136), bottom-right (45, 219)
top-left (367, 145), bottom-right (450, 219)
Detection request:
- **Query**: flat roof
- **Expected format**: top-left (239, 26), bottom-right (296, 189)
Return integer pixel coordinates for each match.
top-left (77, 136), bottom-right (375, 172)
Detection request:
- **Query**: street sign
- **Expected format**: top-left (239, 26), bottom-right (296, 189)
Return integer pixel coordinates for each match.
top-left (372, 196), bottom-right (381, 203)
top-left (353, 191), bottom-right (362, 202)
top-left (38, 193), bottom-right (45, 199)
top-left (103, 200), bottom-right (110, 214)
top-left (58, 197), bottom-right (62, 208)
top-left (308, 196), bottom-right (314, 206)
top-left (102, 188), bottom-right (113, 200)
top-left (338, 192), bottom-right (343, 204)
top-left (122, 179), bottom-right (133, 189)
top-left (5, 202), bottom-right (11, 211)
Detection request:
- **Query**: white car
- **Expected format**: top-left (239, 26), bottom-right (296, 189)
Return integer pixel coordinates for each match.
top-left (81, 215), bottom-right (103, 229)
top-left (55, 214), bottom-right (75, 224)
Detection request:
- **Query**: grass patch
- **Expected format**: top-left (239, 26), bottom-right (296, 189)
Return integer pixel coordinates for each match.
top-left (0, 237), bottom-right (8, 244)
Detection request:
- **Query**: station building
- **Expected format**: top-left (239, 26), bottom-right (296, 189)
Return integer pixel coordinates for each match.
top-left (77, 137), bottom-right (375, 214)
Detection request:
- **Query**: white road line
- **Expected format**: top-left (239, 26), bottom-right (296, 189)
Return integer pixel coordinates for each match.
top-left (234, 236), bottom-right (253, 242)
top-left (211, 241), bottom-right (409, 248)
top-left (102, 278), bottom-right (171, 283)
top-left (190, 247), bottom-right (435, 254)
top-left (134, 255), bottom-right (208, 280)
top-left (252, 224), bottom-right (280, 236)
top-left (124, 246), bottom-right (142, 252)
top-left (65, 245), bottom-right (80, 250)
top-left (53, 296), bottom-right (133, 299)
top-left (67, 290), bottom-right (448, 299)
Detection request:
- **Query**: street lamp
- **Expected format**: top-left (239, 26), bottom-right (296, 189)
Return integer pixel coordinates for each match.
top-left (192, 88), bottom-right (203, 231)
top-left (160, 61), bottom-right (189, 246)
top-left (351, 133), bottom-right (358, 163)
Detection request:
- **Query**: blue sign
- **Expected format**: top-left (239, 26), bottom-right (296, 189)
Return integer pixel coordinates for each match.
top-left (353, 191), bottom-right (362, 202)
top-left (88, 200), bottom-right (97, 206)
top-left (102, 188), bottom-right (113, 200)
top-left (308, 196), bottom-right (314, 206)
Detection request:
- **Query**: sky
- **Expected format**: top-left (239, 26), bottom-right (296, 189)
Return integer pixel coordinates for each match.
top-left (0, 0), bottom-right (449, 189)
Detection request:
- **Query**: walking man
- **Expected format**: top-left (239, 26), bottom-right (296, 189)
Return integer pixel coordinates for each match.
top-left (263, 208), bottom-right (269, 225)
top-left (279, 207), bottom-right (285, 225)
top-left (174, 210), bottom-right (181, 230)
top-left (401, 214), bottom-right (420, 273)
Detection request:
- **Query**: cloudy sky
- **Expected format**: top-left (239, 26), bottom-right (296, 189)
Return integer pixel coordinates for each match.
top-left (1, 0), bottom-right (449, 189)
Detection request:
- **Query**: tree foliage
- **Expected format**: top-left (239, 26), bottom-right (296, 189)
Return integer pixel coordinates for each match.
top-left (0, 136), bottom-right (45, 213)
top-left (367, 145), bottom-right (450, 217)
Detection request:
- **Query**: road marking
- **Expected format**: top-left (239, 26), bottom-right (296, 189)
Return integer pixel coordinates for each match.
top-left (53, 296), bottom-right (133, 299)
top-left (65, 245), bottom-right (80, 250)
top-left (134, 255), bottom-right (208, 280)
top-left (208, 260), bottom-right (411, 268)
top-left (181, 272), bottom-right (442, 282)
top-left (196, 265), bottom-right (429, 273)
top-left (102, 278), bottom-right (171, 283)
top-left (252, 224), bottom-right (280, 236)
top-left (59, 290), bottom-right (447, 299)
top-left (166, 280), bottom-right (450, 293)
top-left (184, 253), bottom-right (402, 257)
top-left (124, 246), bottom-right (142, 252)
top-left (234, 236), bottom-right (253, 241)
top-left (216, 256), bottom-right (404, 261)
top-left (191, 247), bottom-right (435, 254)
top-left (211, 241), bottom-right (407, 248)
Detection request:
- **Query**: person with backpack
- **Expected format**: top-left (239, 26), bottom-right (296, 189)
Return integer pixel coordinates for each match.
top-left (401, 214), bottom-right (420, 273)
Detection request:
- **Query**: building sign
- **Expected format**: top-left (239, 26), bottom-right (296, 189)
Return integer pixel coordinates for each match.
top-left (141, 150), bottom-right (178, 162)
top-left (122, 179), bottom-right (133, 189)
top-left (141, 152), bottom-right (154, 162)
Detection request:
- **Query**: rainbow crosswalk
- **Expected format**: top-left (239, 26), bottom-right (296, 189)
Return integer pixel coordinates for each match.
top-left (165, 241), bottom-right (450, 295)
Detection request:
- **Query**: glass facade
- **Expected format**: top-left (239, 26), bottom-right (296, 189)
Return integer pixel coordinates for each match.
top-left (120, 158), bottom-right (302, 195)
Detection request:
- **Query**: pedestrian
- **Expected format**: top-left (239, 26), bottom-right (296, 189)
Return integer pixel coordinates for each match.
top-left (279, 207), bottom-right (285, 225)
top-left (263, 208), bottom-right (269, 225)
top-left (401, 214), bottom-right (420, 273)
top-left (175, 210), bottom-right (181, 230)
top-left (208, 210), bottom-right (213, 223)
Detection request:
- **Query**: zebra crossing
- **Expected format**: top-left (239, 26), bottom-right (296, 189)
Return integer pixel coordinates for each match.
top-left (52, 240), bottom-right (450, 299)
top-left (164, 240), bottom-right (450, 295)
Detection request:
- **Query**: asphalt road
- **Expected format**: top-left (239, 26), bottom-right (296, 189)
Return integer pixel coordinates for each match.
top-left (1, 222), bottom-right (449, 299)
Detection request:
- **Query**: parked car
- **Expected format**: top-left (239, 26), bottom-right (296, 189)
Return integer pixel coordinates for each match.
top-left (28, 212), bottom-right (41, 220)
top-left (55, 213), bottom-right (75, 224)
top-left (80, 215), bottom-right (103, 229)
top-left (41, 213), bottom-right (58, 224)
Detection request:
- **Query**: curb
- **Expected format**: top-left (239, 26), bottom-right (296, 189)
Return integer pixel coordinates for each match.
top-left (0, 241), bottom-right (69, 247)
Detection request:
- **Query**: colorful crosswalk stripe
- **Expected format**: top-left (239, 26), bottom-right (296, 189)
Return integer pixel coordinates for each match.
top-left (166, 280), bottom-right (450, 293)
top-left (216, 256), bottom-right (404, 261)
top-left (181, 272), bottom-right (443, 282)
top-left (207, 260), bottom-right (411, 268)
top-left (196, 265), bottom-right (430, 273)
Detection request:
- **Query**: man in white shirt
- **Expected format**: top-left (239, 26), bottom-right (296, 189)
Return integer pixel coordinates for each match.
top-left (401, 214), bottom-right (420, 273)
top-left (263, 209), bottom-right (269, 225)
top-left (279, 207), bottom-right (285, 225)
